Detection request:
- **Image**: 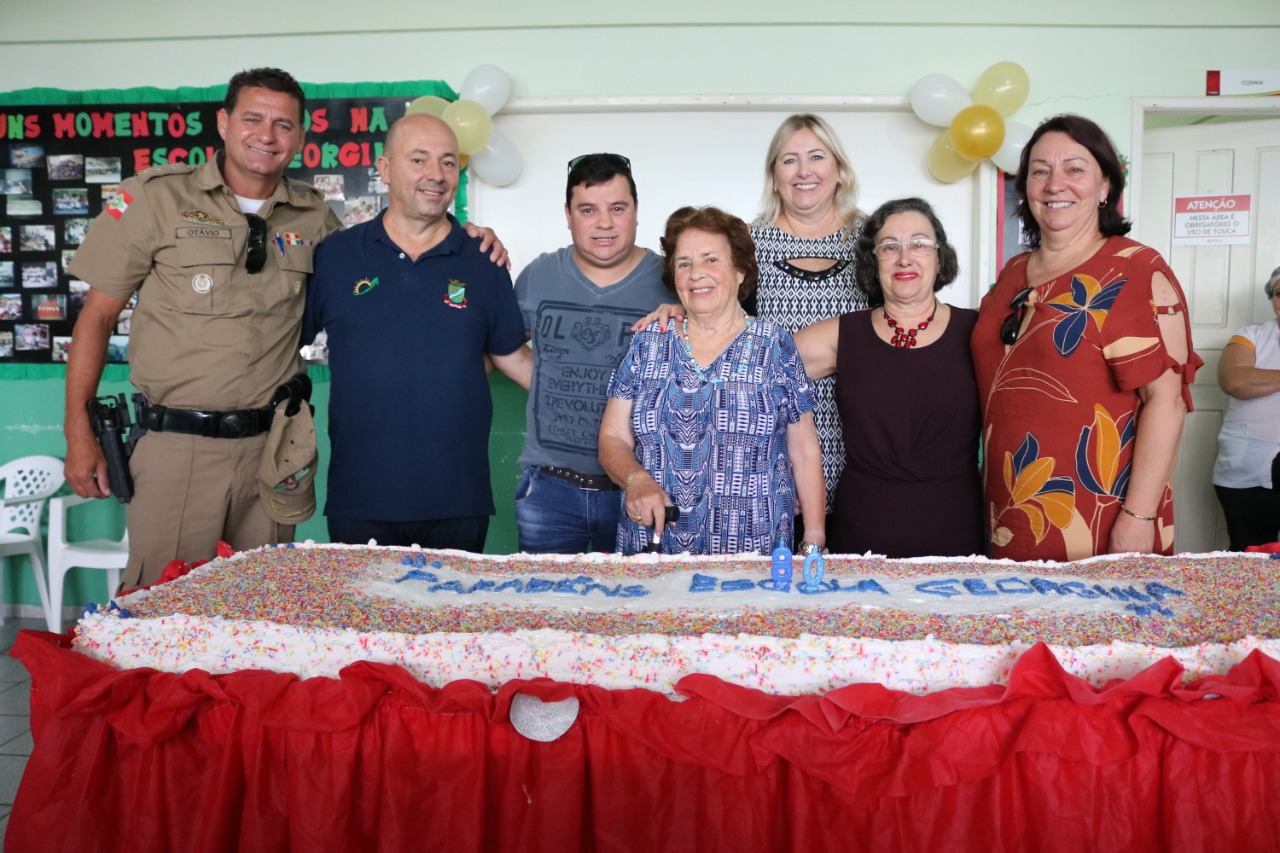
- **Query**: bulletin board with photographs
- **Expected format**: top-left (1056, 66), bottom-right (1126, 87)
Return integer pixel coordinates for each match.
top-left (0, 80), bottom-right (456, 367)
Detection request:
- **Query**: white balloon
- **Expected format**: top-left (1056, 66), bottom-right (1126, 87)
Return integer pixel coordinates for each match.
top-left (909, 74), bottom-right (972, 128)
top-left (459, 64), bottom-right (512, 115)
top-left (991, 120), bottom-right (1035, 175)
top-left (470, 131), bottom-right (523, 187)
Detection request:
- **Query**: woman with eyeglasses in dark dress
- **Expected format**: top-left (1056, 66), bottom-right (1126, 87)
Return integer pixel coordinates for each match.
top-left (970, 114), bottom-right (1202, 561)
top-left (794, 197), bottom-right (982, 557)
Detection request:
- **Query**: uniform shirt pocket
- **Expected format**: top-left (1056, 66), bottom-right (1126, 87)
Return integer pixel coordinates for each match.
top-left (174, 234), bottom-right (235, 315)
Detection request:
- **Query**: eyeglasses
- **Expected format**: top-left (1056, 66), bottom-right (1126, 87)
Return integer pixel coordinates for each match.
top-left (245, 214), bottom-right (267, 274)
top-left (1000, 286), bottom-right (1034, 345)
top-left (874, 238), bottom-right (938, 259)
top-left (567, 153), bottom-right (632, 172)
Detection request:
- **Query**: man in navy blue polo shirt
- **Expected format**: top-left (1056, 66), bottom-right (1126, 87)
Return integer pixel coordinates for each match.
top-left (303, 113), bottom-right (531, 551)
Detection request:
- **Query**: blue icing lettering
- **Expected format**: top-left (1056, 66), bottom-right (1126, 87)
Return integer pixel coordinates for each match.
top-left (797, 579), bottom-right (836, 595)
top-left (1146, 582), bottom-right (1185, 601)
top-left (1096, 585), bottom-right (1152, 603)
top-left (579, 582), bottom-right (622, 598)
top-left (962, 578), bottom-right (998, 596)
top-left (1058, 581), bottom-right (1099, 599)
top-left (553, 576), bottom-right (591, 595)
top-left (1030, 578), bottom-right (1066, 595)
top-left (829, 578), bottom-right (889, 595)
top-left (995, 577), bottom-right (1034, 594)
top-left (720, 579), bottom-right (756, 592)
top-left (394, 569), bottom-right (439, 584)
top-left (689, 573), bottom-right (717, 592)
top-left (526, 578), bottom-right (555, 593)
top-left (466, 579), bottom-right (496, 594)
top-left (1127, 602), bottom-right (1175, 617)
top-left (618, 584), bottom-right (649, 598)
top-left (916, 579), bottom-right (962, 598)
top-left (492, 579), bottom-right (524, 593)
top-left (758, 578), bottom-right (792, 593)
top-left (428, 580), bottom-right (466, 594)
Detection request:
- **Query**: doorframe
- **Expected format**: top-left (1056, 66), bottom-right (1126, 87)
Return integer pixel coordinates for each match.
top-left (1129, 96), bottom-right (1280, 233)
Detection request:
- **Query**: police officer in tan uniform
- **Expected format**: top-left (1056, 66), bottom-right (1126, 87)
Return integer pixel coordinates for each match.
top-left (63, 68), bottom-right (340, 589)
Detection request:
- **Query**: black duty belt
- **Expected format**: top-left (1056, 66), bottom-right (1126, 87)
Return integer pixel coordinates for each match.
top-left (539, 466), bottom-right (618, 491)
top-left (141, 402), bottom-right (276, 439)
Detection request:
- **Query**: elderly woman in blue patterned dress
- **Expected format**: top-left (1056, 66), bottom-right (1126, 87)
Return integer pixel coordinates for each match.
top-left (599, 206), bottom-right (826, 555)
top-left (632, 115), bottom-right (863, 541)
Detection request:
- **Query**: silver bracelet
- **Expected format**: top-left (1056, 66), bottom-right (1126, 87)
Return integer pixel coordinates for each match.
top-left (1121, 504), bottom-right (1156, 522)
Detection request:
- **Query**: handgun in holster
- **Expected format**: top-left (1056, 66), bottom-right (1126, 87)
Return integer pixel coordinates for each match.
top-left (86, 393), bottom-right (141, 503)
top-left (270, 373), bottom-right (313, 417)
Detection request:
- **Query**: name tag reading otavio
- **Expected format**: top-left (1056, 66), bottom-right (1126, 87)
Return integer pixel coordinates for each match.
top-left (175, 227), bottom-right (230, 239)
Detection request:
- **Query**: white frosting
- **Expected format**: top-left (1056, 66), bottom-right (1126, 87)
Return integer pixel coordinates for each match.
top-left (72, 612), bottom-right (1280, 696)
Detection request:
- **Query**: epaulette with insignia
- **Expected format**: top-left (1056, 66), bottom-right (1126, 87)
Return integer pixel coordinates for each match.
top-left (136, 163), bottom-right (197, 183)
top-left (284, 176), bottom-right (327, 201)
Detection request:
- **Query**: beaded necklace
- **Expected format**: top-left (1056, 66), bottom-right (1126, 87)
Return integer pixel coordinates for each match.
top-left (680, 312), bottom-right (755, 384)
top-left (882, 299), bottom-right (937, 348)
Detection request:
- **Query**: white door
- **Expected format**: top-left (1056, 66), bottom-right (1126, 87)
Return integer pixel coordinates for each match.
top-left (1137, 117), bottom-right (1280, 552)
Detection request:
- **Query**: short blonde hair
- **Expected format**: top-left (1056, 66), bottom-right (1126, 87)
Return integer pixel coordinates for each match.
top-left (756, 114), bottom-right (864, 234)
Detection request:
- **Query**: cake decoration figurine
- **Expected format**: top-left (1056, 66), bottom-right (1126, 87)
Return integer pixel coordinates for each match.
top-left (802, 546), bottom-right (826, 592)
top-left (771, 540), bottom-right (793, 590)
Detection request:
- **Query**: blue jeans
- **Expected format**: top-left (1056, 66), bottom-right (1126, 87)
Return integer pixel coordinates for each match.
top-left (515, 467), bottom-right (621, 553)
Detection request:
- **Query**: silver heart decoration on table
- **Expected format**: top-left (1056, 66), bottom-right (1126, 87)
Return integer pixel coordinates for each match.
top-left (509, 693), bottom-right (580, 742)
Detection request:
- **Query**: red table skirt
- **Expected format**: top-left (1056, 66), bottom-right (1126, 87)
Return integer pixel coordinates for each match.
top-left (9, 630), bottom-right (1280, 852)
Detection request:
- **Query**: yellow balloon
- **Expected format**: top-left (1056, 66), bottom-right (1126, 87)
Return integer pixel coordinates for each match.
top-left (441, 99), bottom-right (493, 155)
top-left (949, 105), bottom-right (1006, 161)
top-left (405, 95), bottom-right (450, 118)
top-left (972, 61), bottom-right (1030, 118)
top-left (926, 131), bottom-right (979, 183)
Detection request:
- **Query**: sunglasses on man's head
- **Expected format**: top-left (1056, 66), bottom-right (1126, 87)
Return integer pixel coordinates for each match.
top-left (567, 153), bottom-right (632, 173)
top-left (245, 214), bottom-right (267, 274)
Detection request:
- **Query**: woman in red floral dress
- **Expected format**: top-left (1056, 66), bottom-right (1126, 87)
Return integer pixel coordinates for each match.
top-left (972, 115), bottom-right (1202, 561)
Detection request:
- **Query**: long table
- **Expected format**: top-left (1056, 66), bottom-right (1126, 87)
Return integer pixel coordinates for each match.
top-left (8, 630), bottom-right (1280, 851)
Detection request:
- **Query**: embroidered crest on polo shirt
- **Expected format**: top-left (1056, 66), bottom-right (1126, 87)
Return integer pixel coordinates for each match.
top-left (105, 190), bottom-right (133, 220)
top-left (181, 210), bottom-right (224, 226)
top-left (192, 274), bottom-right (213, 294)
top-left (353, 277), bottom-right (380, 296)
top-left (445, 279), bottom-right (468, 309)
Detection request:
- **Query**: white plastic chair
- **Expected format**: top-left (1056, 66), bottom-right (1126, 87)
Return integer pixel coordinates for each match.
top-left (46, 494), bottom-right (128, 633)
top-left (0, 455), bottom-right (64, 627)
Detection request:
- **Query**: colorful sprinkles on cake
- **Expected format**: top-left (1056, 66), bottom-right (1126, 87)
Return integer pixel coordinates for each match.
top-left (71, 543), bottom-right (1280, 696)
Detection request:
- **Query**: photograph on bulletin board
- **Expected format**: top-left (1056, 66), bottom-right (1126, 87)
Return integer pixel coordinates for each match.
top-left (0, 88), bottom-right (436, 364)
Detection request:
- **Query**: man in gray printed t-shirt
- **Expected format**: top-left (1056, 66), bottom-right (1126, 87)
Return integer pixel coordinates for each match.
top-left (513, 153), bottom-right (668, 553)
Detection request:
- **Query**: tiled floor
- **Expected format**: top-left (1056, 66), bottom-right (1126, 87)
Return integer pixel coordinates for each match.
top-left (0, 617), bottom-right (40, 848)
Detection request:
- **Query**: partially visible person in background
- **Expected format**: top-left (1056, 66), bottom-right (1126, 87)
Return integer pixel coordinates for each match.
top-left (795, 197), bottom-right (982, 557)
top-left (1213, 265), bottom-right (1280, 550)
top-left (600, 206), bottom-right (825, 556)
top-left (972, 114), bottom-right (1202, 561)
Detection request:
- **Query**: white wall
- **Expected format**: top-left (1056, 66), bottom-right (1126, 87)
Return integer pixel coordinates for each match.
top-left (5, 0), bottom-right (1276, 279)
